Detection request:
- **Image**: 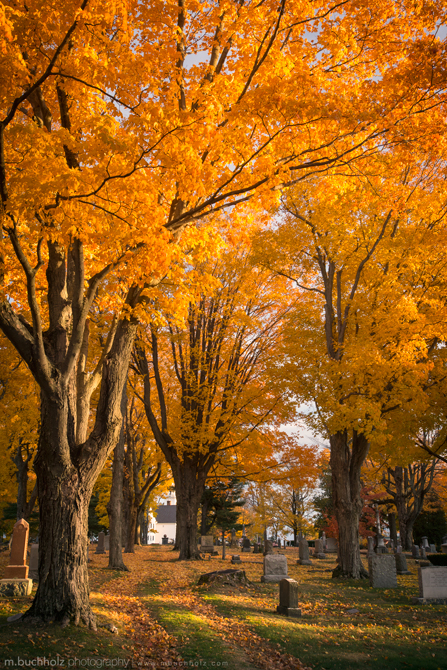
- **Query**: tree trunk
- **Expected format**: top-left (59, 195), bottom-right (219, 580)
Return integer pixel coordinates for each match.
top-left (172, 457), bottom-right (206, 560)
top-left (222, 529), bottom-right (226, 559)
top-left (107, 401), bottom-right (129, 571)
top-left (330, 429), bottom-right (369, 579)
top-left (26, 395), bottom-right (95, 626)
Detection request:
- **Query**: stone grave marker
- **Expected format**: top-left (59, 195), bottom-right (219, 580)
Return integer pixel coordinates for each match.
top-left (0, 518), bottom-right (32, 596)
top-left (321, 532), bottom-right (327, 552)
top-left (297, 539), bottom-right (312, 566)
top-left (314, 539), bottom-right (326, 559)
top-left (200, 536), bottom-right (214, 553)
top-left (253, 543), bottom-right (261, 554)
top-left (104, 535), bottom-right (110, 551)
top-left (241, 537), bottom-right (251, 553)
top-left (230, 528), bottom-right (238, 548)
top-left (412, 544), bottom-right (420, 559)
top-left (417, 566), bottom-right (447, 602)
top-left (325, 537), bottom-right (338, 553)
top-left (429, 544), bottom-right (437, 553)
top-left (420, 546), bottom-right (427, 560)
top-left (367, 536), bottom-right (375, 557)
top-left (264, 540), bottom-right (274, 555)
top-left (395, 553), bottom-right (411, 575)
top-left (95, 531), bottom-right (106, 554)
top-left (231, 555), bottom-right (241, 564)
top-left (441, 542), bottom-right (447, 554)
top-left (376, 533), bottom-right (386, 554)
top-left (28, 543), bottom-right (39, 581)
top-left (276, 578), bottom-right (301, 617)
top-left (261, 554), bottom-right (288, 583)
top-left (368, 554), bottom-right (398, 588)
top-left (421, 536), bottom-right (429, 549)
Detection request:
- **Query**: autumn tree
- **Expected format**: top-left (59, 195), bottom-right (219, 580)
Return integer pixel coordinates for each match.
top-left (134, 248), bottom-right (295, 558)
top-left (1, 0), bottom-right (446, 623)
top-left (254, 159), bottom-right (447, 577)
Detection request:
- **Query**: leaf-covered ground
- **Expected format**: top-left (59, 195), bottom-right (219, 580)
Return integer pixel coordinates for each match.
top-left (0, 545), bottom-right (446, 670)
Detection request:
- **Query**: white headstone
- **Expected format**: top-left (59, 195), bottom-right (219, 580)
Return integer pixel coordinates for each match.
top-left (418, 567), bottom-right (447, 599)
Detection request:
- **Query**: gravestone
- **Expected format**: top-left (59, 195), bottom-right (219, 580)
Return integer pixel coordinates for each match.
top-left (231, 555), bottom-right (241, 564)
top-left (253, 543), bottom-right (261, 554)
top-left (314, 539), bottom-right (326, 559)
top-left (412, 544), bottom-right (420, 559)
top-left (420, 546), bottom-right (427, 560)
top-left (95, 531), bottom-right (106, 554)
top-left (162, 534), bottom-right (169, 545)
top-left (261, 554), bottom-right (288, 583)
top-left (368, 554), bottom-right (398, 588)
top-left (0, 518), bottom-right (32, 596)
top-left (417, 566), bottom-right (447, 602)
top-left (395, 553), bottom-right (411, 575)
top-left (230, 528), bottom-right (238, 548)
top-left (297, 539), bottom-right (312, 566)
top-left (321, 532), bottom-right (327, 552)
top-left (421, 536), bottom-right (429, 549)
top-left (4, 519), bottom-right (29, 579)
top-left (429, 544), bottom-right (437, 553)
top-left (441, 543), bottom-right (447, 554)
top-left (276, 578), bottom-right (301, 618)
top-left (200, 536), bottom-right (215, 553)
top-left (376, 533), bottom-right (387, 554)
top-left (264, 540), bottom-right (274, 555)
top-left (104, 535), bottom-right (110, 551)
top-left (325, 537), bottom-right (338, 553)
top-left (241, 537), bottom-right (251, 553)
top-left (367, 536), bottom-right (375, 557)
top-left (396, 544), bottom-right (402, 554)
top-left (28, 543), bottom-right (39, 581)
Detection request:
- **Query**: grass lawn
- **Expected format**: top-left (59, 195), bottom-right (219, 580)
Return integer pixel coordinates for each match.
top-left (0, 545), bottom-right (446, 670)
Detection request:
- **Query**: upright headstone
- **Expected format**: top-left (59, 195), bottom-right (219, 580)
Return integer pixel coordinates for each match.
top-left (395, 553), bottom-right (411, 575)
top-left (412, 544), bottom-right (420, 559)
top-left (231, 555), bottom-right (241, 564)
top-left (441, 543), bottom-right (447, 554)
top-left (104, 535), bottom-right (110, 551)
top-left (230, 528), bottom-right (238, 548)
top-left (28, 543), bottom-right (39, 581)
top-left (95, 531), bottom-right (106, 554)
top-left (421, 536), bottom-right (430, 549)
top-left (314, 539), bottom-right (326, 559)
top-left (276, 578), bottom-right (301, 617)
top-left (396, 544), bottom-right (402, 554)
top-left (321, 532), bottom-right (327, 553)
top-left (261, 554), bottom-right (288, 583)
top-left (242, 537), bottom-right (251, 553)
top-left (297, 539), bottom-right (312, 566)
top-left (368, 554), bottom-right (398, 588)
top-left (429, 543), bottom-right (437, 553)
top-left (200, 536), bottom-right (215, 553)
top-left (376, 533), bottom-right (386, 554)
top-left (417, 566), bottom-right (447, 601)
top-left (264, 540), bottom-right (274, 555)
top-left (420, 546), bottom-right (427, 560)
top-left (162, 534), bottom-right (169, 545)
top-left (367, 536), bottom-right (375, 557)
top-left (4, 519), bottom-right (29, 578)
top-left (0, 518), bottom-right (32, 596)
top-left (325, 537), bottom-right (338, 554)
top-left (253, 543), bottom-right (261, 554)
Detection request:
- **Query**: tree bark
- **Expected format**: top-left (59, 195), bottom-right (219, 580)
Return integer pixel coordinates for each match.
top-left (330, 429), bottom-right (369, 579)
top-left (107, 387), bottom-right (129, 571)
top-left (171, 456), bottom-right (206, 560)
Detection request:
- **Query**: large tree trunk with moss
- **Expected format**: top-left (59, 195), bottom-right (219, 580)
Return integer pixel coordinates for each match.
top-left (330, 429), bottom-right (369, 579)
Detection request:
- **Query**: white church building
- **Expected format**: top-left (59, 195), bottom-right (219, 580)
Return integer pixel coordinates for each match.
top-left (147, 487), bottom-right (177, 544)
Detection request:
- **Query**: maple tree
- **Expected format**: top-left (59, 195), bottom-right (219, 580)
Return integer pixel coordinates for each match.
top-left (1, 0), bottom-right (447, 623)
top-left (134, 246), bottom-right (295, 558)
top-left (253, 156), bottom-right (447, 577)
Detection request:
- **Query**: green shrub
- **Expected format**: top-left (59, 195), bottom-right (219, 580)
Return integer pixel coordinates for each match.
top-left (428, 553), bottom-right (447, 566)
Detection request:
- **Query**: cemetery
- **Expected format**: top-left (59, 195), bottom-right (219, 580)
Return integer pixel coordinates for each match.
top-left (2, 2), bottom-right (447, 670)
top-left (1, 540), bottom-right (447, 670)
